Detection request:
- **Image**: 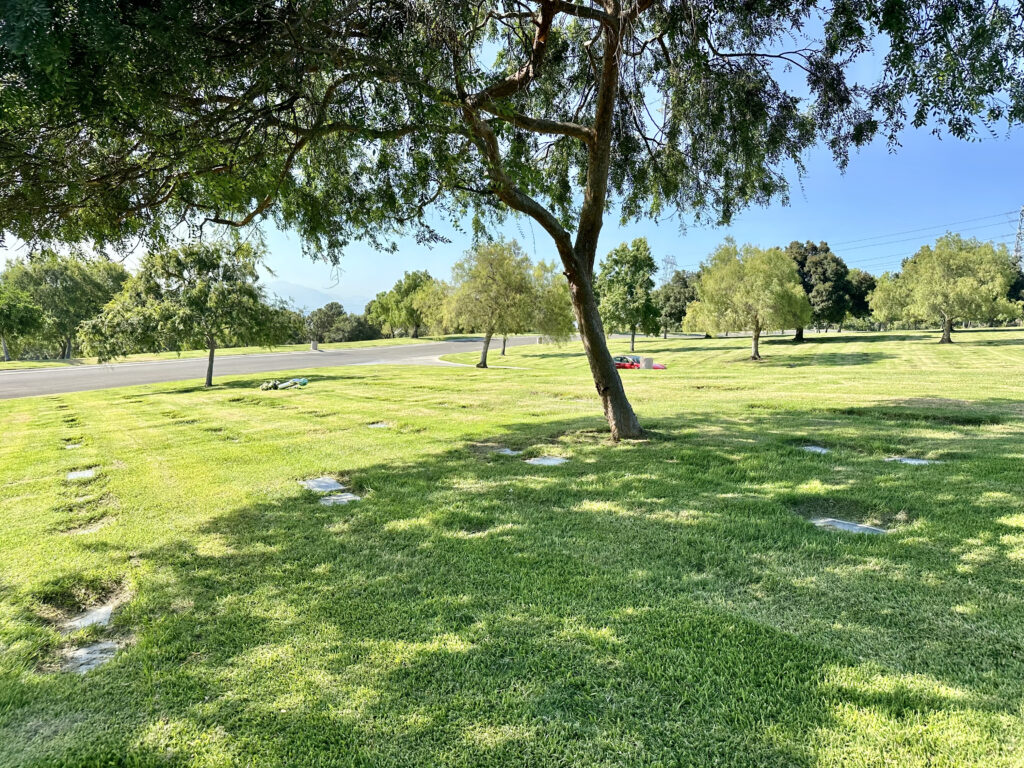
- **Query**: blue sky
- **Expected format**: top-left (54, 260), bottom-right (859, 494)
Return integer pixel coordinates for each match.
top-left (262, 126), bottom-right (1024, 312)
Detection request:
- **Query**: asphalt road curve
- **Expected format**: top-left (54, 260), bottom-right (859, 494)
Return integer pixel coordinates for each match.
top-left (0, 336), bottom-right (541, 400)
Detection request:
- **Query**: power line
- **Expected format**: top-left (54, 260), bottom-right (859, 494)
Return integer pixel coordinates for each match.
top-left (828, 209), bottom-right (1017, 247)
top-left (846, 232), bottom-right (1017, 270)
top-left (838, 219), bottom-right (1016, 253)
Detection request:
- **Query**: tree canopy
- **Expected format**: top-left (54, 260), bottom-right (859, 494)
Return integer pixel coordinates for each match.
top-left (686, 240), bottom-right (811, 360)
top-left (84, 241), bottom-right (277, 385)
top-left (595, 238), bottom-right (659, 352)
top-left (2, 0), bottom-right (1023, 436)
top-left (652, 270), bottom-right (697, 339)
top-left (899, 234), bottom-right (1021, 342)
top-left (2, 252), bottom-right (128, 358)
top-left (846, 268), bottom-right (877, 321)
top-left (0, 282), bottom-right (42, 361)
top-left (784, 241), bottom-right (851, 339)
top-left (367, 271), bottom-right (435, 338)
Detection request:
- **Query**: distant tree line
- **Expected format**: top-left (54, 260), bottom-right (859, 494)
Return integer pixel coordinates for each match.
top-left (595, 230), bottom-right (1023, 357)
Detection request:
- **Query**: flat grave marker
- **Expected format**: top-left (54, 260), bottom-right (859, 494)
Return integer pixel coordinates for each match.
top-left (812, 517), bottom-right (887, 535)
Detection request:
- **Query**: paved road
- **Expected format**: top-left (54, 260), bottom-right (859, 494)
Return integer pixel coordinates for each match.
top-left (0, 336), bottom-right (541, 400)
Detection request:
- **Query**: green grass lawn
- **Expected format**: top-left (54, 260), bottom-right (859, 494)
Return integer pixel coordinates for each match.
top-left (0, 336), bottom-right (435, 371)
top-left (2, 328), bottom-right (1023, 766)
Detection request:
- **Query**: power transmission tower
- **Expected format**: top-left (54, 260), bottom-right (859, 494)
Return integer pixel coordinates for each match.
top-left (660, 254), bottom-right (677, 285)
top-left (1015, 206), bottom-right (1024, 264)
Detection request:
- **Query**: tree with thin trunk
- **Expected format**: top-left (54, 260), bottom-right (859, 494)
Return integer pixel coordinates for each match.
top-left (900, 234), bottom-right (1021, 343)
top-left (449, 240), bottom-right (535, 368)
top-left (3, 1), bottom-right (1024, 435)
top-left (83, 241), bottom-right (276, 387)
top-left (685, 240), bottom-right (810, 360)
top-left (596, 239), bottom-right (659, 352)
top-left (0, 283), bottom-right (42, 361)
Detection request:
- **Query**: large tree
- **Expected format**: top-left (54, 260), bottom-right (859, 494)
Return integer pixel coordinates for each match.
top-left (785, 242), bottom-right (851, 340)
top-left (306, 302), bottom-right (346, 347)
top-left (449, 239), bottom-right (535, 367)
top-left (900, 234), bottom-right (1020, 342)
top-left (686, 240), bottom-right (811, 360)
top-left (0, 283), bottom-right (42, 361)
top-left (2, 252), bottom-right (128, 358)
top-left (2, 1), bottom-right (1023, 436)
top-left (84, 241), bottom-right (276, 386)
top-left (846, 268), bottom-right (877, 322)
top-left (596, 238), bottom-right (659, 352)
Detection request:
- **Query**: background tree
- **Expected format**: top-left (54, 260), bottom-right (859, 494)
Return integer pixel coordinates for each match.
top-left (449, 240), bottom-right (535, 368)
top-left (686, 240), bottom-right (811, 360)
top-left (3, 252), bottom-right (128, 358)
top-left (785, 242), bottom-right (850, 339)
top-left (327, 313), bottom-right (383, 343)
top-left (2, 1), bottom-right (1022, 437)
top-left (84, 241), bottom-right (275, 386)
top-left (0, 283), bottom-right (42, 361)
top-left (868, 272), bottom-right (910, 329)
top-left (596, 239), bottom-right (659, 352)
top-left (900, 234), bottom-right (1020, 342)
top-left (306, 302), bottom-right (346, 347)
top-left (532, 261), bottom-right (576, 344)
top-left (411, 279), bottom-right (454, 339)
top-left (652, 270), bottom-right (697, 339)
top-left (846, 268), bottom-right (878, 323)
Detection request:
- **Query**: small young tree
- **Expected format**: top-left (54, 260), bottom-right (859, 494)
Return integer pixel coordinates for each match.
top-left (595, 239), bottom-right (659, 352)
top-left (532, 261), bottom-right (576, 344)
top-left (901, 234), bottom-right (1021, 342)
top-left (686, 240), bottom-right (810, 360)
top-left (0, 283), bottom-right (42, 361)
top-left (652, 270), bottom-right (697, 339)
top-left (450, 240), bottom-right (535, 368)
top-left (85, 241), bottom-right (275, 386)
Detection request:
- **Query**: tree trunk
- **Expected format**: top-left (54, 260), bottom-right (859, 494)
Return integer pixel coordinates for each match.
top-left (1, 335), bottom-right (8, 362)
top-left (476, 332), bottom-right (492, 368)
top-left (64, 336), bottom-right (73, 359)
top-left (412, 325), bottom-right (419, 339)
top-left (205, 338), bottom-right (216, 387)
top-left (567, 273), bottom-right (643, 440)
top-left (940, 316), bottom-right (953, 343)
top-left (630, 327), bottom-right (636, 352)
top-left (751, 325), bottom-right (762, 360)
top-left (501, 335), bottom-right (507, 356)
top-left (793, 326), bottom-right (804, 342)
top-left (663, 327), bottom-right (668, 340)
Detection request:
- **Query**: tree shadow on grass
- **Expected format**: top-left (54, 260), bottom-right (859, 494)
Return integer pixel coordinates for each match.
top-left (3, 403), bottom-right (1024, 765)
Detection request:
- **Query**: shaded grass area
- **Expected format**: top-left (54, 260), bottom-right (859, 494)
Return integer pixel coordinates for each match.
top-left (1, 328), bottom-right (1024, 766)
top-left (0, 336), bottom-right (437, 371)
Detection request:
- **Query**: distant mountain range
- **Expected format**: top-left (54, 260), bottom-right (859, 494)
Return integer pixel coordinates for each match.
top-left (266, 280), bottom-right (370, 314)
